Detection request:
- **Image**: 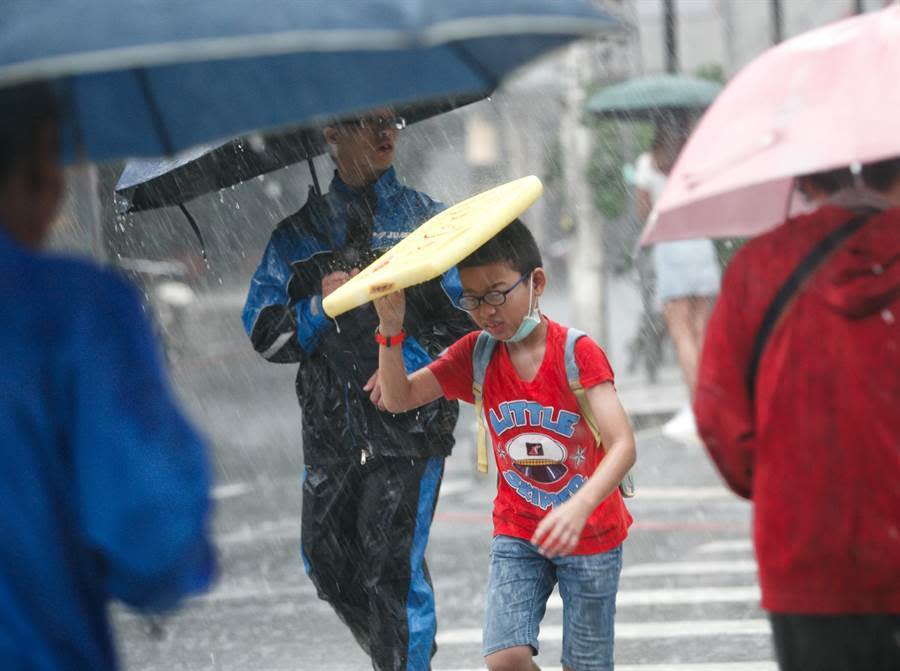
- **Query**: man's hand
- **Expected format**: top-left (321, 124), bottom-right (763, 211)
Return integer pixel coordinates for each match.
top-left (373, 290), bottom-right (406, 336)
top-left (530, 497), bottom-right (592, 558)
top-left (363, 369), bottom-right (387, 411)
top-left (321, 268), bottom-right (360, 298)
top-left (321, 270), bottom-right (349, 298)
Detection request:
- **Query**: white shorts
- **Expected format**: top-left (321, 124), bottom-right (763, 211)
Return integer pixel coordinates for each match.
top-left (654, 239), bottom-right (721, 307)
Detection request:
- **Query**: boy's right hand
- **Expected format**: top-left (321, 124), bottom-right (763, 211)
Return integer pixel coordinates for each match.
top-left (373, 290), bottom-right (406, 335)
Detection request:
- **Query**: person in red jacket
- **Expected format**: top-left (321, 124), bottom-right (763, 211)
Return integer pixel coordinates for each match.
top-left (694, 158), bottom-right (900, 671)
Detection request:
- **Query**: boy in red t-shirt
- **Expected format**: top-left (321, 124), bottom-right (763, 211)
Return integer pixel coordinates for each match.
top-left (367, 219), bottom-right (635, 671)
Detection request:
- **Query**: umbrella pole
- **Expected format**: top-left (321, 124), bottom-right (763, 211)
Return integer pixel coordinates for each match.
top-left (663, 0), bottom-right (679, 74)
top-left (308, 157), bottom-right (322, 197)
top-left (771, 0), bottom-right (784, 44)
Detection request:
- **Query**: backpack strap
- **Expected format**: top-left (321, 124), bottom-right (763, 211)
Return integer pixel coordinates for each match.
top-left (745, 212), bottom-right (873, 400)
top-left (472, 331), bottom-right (498, 473)
top-left (565, 328), bottom-right (636, 498)
top-left (564, 328), bottom-right (602, 447)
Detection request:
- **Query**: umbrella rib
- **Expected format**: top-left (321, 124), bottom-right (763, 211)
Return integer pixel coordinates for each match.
top-left (0, 29), bottom-right (415, 88)
top-left (134, 68), bottom-right (175, 155)
top-left (446, 43), bottom-right (499, 92)
top-left (421, 14), bottom-right (627, 45)
top-left (307, 157), bottom-right (322, 197)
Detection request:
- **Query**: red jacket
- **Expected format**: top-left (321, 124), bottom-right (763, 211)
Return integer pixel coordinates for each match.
top-left (694, 204), bottom-right (900, 614)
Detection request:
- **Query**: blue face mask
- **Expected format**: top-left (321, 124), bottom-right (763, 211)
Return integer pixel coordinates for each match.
top-left (501, 274), bottom-right (540, 343)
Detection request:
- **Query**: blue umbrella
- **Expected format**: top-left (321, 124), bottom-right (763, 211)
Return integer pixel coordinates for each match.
top-left (1, 0), bottom-right (624, 163)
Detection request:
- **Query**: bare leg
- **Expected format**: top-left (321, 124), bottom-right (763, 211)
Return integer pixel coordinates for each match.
top-left (485, 645), bottom-right (541, 671)
top-left (663, 297), bottom-right (701, 396)
top-left (689, 295), bottom-right (715, 354)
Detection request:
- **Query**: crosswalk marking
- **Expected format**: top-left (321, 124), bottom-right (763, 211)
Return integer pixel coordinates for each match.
top-left (437, 479), bottom-right (472, 496)
top-left (546, 585), bottom-right (760, 609)
top-left (697, 539), bottom-right (754, 553)
top-left (195, 584), bottom-right (311, 603)
top-left (194, 583), bottom-right (762, 608)
top-left (437, 540), bottom-right (768, 661)
top-left (436, 619), bottom-right (771, 645)
top-left (438, 664), bottom-right (777, 671)
top-left (623, 560), bottom-right (757, 576)
top-left (212, 481), bottom-right (252, 500)
top-left (614, 665), bottom-right (776, 671)
top-left (439, 664), bottom-right (777, 671)
top-left (203, 496), bottom-right (765, 666)
top-left (217, 518), bottom-right (299, 545)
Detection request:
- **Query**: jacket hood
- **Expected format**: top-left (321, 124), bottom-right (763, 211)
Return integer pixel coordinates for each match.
top-left (815, 209), bottom-right (900, 318)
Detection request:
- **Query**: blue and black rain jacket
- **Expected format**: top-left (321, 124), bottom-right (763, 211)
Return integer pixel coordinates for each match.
top-left (243, 168), bottom-right (473, 464)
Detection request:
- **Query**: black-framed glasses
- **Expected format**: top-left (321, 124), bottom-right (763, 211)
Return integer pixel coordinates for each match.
top-left (456, 272), bottom-right (531, 311)
top-left (346, 115), bottom-right (407, 132)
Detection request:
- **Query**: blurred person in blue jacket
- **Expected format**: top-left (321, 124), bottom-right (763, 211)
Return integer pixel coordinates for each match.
top-left (0, 83), bottom-right (216, 670)
top-left (243, 109), bottom-right (472, 670)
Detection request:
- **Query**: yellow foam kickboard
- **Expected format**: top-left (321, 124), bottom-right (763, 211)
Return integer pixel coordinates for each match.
top-left (322, 175), bottom-right (543, 318)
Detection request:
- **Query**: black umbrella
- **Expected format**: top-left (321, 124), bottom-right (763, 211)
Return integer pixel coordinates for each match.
top-left (116, 94), bottom-right (483, 212)
top-left (114, 95), bottom-right (484, 256)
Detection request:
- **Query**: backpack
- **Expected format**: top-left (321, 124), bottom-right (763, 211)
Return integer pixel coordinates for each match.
top-left (471, 327), bottom-right (635, 497)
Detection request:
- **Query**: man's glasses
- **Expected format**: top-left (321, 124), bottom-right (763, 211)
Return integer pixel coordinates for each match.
top-left (346, 115), bottom-right (407, 132)
top-left (456, 272), bottom-right (531, 311)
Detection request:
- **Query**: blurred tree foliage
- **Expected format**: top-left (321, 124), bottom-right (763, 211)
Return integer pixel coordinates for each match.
top-left (579, 81), bottom-right (654, 276)
top-left (694, 63), bottom-right (725, 84)
top-left (542, 134), bottom-right (563, 186)
top-left (585, 114), bottom-right (653, 221)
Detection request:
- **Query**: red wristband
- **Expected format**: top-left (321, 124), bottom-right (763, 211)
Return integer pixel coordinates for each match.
top-left (375, 327), bottom-right (406, 348)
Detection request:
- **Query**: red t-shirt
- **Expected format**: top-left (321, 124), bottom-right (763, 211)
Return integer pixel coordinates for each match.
top-left (429, 318), bottom-right (632, 554)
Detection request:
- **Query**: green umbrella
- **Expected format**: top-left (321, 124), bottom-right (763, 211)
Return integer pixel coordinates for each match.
top-left (586, 73), bottom-right (722, 120)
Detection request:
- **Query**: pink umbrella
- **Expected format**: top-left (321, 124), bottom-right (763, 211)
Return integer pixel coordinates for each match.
top-left (641, 4), bottom-right (900, 245)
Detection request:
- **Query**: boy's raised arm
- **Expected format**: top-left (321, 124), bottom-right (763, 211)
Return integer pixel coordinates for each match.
top-left (370, 291), bottom-right (445, 414)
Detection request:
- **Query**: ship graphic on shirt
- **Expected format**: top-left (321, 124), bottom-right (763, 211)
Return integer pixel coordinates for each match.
top-left (489, 400), bottom-right (589, 510)
top-left (502, 431), bottom-right (587, 509)
top-left (507, 433), bottom-right (568, 484)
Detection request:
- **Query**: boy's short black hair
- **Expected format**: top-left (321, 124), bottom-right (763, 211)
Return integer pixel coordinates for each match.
top-left (458, 218), bottom-right (542, 275)
top-left (0, 83), bottom-right (60, 183)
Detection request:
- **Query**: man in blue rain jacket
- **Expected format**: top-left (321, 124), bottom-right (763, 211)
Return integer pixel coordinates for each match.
top-left (0, 84), bottom-right (215, 671)
top-left (243, 110), bottom-right (472, 670)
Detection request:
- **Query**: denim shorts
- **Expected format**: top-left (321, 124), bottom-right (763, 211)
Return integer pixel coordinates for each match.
top-left (482, 535), bottom-right (623, 671)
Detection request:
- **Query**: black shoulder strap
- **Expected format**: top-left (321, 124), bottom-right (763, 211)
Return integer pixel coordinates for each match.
top-left (745, 212), bottom-right (873, 399)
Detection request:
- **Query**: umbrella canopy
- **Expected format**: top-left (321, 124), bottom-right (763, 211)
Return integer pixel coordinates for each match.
top-left (585, 73), bottom-right (722, 120)
top-left (115, 95), bottom-right (481, 213)
top-left (641, 5), bottom-right (900, 245)
top-left (0, 0), bottom-right (624, 164)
